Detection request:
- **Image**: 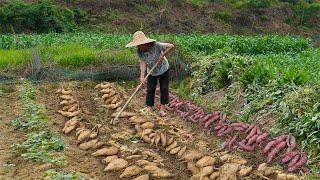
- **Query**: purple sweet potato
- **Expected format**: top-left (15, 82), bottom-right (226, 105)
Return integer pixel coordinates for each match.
top-left (246, 134), bottom-right (258, 146)
top-left (282, 151), bottom-right (299, 163)
top-left (233, 126), bottom-right (246, 131)
top-left (204, 115), bottom-right (220, 128)
top-left (274, 134), bottom-right (288, 144)
top-left (175, 102), bottom-right (183, 107)
top-left (256, 133), bottom-right (268, 144)
top-left (288, 154), bottom-right (307, 172)
top-left (214, 124), bottom-right (223, 131)
top-left (246, 126), bottom-right (258, 140)
top-left (228, 134), bottom-right (239, 149)
top-left (217, 125), bottom-right (228, 134)
top-left (256, 126), bottom-right (262, 135)
top-left (218, 126), bottom-right (232, 137)
top-left (288, 135), bottom-right (296, 150)
top-left (267, 141), bottom-right (286, 163)
top-left (287, 154), bottom-right (301, 168)
top-left (201, 114), bottom-right (213, 122)
top-left (245, 124), bottom-right (255, 133)
top-left (239, 141), bottom-right (254, 151)
top-left (263, 140), bottom-right (276, 154)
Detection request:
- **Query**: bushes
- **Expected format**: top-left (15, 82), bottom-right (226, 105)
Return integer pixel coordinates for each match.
top-left (0, 1), bottom-right (85, 33)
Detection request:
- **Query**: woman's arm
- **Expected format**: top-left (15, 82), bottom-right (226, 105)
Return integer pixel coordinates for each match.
top-left (159, 43), bottom-right (174, 62)
top-left (139, 60), bottom-right (147, 84)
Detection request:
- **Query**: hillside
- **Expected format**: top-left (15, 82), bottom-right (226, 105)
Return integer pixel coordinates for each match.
top-left (0, 0), bottom-right (319, 41)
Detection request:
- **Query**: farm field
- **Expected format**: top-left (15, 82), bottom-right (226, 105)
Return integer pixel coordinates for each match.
top-left (0, 32), bottom-right (319, 180)
top-left (0, 80), bottom-right (312, 179)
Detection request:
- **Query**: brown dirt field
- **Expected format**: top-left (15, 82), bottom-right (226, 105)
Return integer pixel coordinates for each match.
top-left (0, 81), bottom-right (304, 179)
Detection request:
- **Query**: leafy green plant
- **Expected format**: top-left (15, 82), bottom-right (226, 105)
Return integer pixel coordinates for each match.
top-left (12, 81), bottom-right (47, 130)
top-left (11, 131), bottom-right (65, 165)
top-left (43, 169), bottom-right (82, 180)
top-left (0, 0), bottom-right (81, 33)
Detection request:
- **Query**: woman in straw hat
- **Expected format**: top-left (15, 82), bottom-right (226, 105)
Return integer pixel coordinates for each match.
top-left (126, 31), bottom-right (174, 116)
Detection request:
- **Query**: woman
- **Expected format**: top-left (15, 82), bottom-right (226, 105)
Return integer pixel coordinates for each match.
top-left (126, 31), bottom-right (174, 116)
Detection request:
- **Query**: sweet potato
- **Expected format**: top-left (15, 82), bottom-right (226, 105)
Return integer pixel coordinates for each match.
top-left (142, 129), bottom-right (153, 136)
top-left (167, 136), bottom-right (174, 145)
top-left (142, 135), bottom-right (151, 143)
top-left (256, 133), bottom-right (268, 144)
top-left (154, 133), bottom-right (161, 145)
top-left (204, 115), bottom-right (220, 128)
top-left (287, 154), bottom-right (301, 168)
top-left (288, 135), bottom-right (296, 150)
top-left (201, 166), bottom-right (214, 176)
top-left (170, 146), bottom-right (181, 155)
top-left (245, 124), bottom-right (255, 133)
top-left (177, 146), bottom-right (187, 158)
top-left (217, 125), bottom-right (228, 134)
top-left (214, 124), bottom-right (223, 131)
top-left (246, 134), bottom-right (258, 146)
top-left (77, 129), bottom-right (91, 142)
top-left (263, 140), bottom-right (276, 154)
top-left (181, 150), bottom-right (203, 161)
top-left (102, 155), bottom-right (118, 165)
top-left (104, 158), bottom-right (128, 171)
top-left (256, 126), bottom-right (262, 135)
top-left (92, 141), bottom-right (104, 149)
top-left (228, 134), bottom-right (239, 149)
top-left (239, 141), bottom-right (254, 151)
top-left (246, 126), bottom-right (258, 140)
top-left (125, 155), bottom-right (143, 160)
top-left (160, 132), bottom-right (166, 147)
top-left (141, 122), bottom-right (154, 129)
top-left (282, 151), bottom-right (299, 163)
top-left (218, 126), bottom-right (232, 137)
top-left (60, 95), bottom-right (73, 100)
top-left (132, 174), bottom-right (149, 180)
top-left (210, 172), bottom-right (220, 179)
top-left (165, 141), bottom-right (177, 152)
top-left (89, 132), bottom-right (98, 139)
top-left (151, 169), bottom-right (173, 178)
top-left (274, 134), bottom-right (288, 144)
top-left (267, 141), bottom-right (286, 163)
top-left (92, 146), bottom-right (119, 156)
top-left (79, 139), bottom-right (98, 150)
top-left (288, 154), bottom-right (307, 172)
top-left (196, 156), bottom-right (216, 167)
top-left (130, 116), bottom-right (148, 124)
top-left (239, 166), bottom-right (253, 177)
top-left (100, 88), bottom-right (112, 94)
top-left (60, 99), bottom-right (76, 106)
top-left (201, 114), bottom-right (213, 122)
top-left (111, 112), bottom-right (137, 118)
top-left (67, 105), bottom-right (78, 112)
top-left (66, 110), bottom-right (80, 117)
top-left (233, 126), bottom-right (246, 131)
top-left (120, 165), bottom-right (143, 178)
top-left (137, 160), bottom-right (157, 167)
top-left (301, 166), bottom-right (309, 173)
top-left (187, 162), bottom-right (200, 174)
top-left (141, 150), bottom-right (158, 158)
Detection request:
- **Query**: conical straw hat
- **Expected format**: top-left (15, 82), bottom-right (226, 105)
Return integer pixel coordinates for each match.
top-left (125, 31), bottom-right (156, 48)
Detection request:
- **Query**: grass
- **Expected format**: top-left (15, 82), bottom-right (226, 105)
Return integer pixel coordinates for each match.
top-left (0, 32), bottom-right (312, 69)
top-left (0, 43), bottom-right (137, 68)
top-left (0, 49), bottom-right (31, 68)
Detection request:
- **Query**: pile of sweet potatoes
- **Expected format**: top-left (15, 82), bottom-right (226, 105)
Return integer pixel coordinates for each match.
top-left (142, 89), bottom-right (308, 173)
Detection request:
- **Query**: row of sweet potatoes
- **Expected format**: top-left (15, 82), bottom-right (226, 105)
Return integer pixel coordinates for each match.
top-left (143, 89), bottom-right (308, 173)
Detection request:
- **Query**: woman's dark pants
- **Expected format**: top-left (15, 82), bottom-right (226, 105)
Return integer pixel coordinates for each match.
top-left (146, 70), bottom-right (169, 107)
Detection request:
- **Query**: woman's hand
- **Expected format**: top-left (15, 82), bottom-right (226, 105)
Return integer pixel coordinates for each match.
top-left (158, 52), bottom-right (164, 63)
top-left (140, 76), bottom-right (146, 85)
